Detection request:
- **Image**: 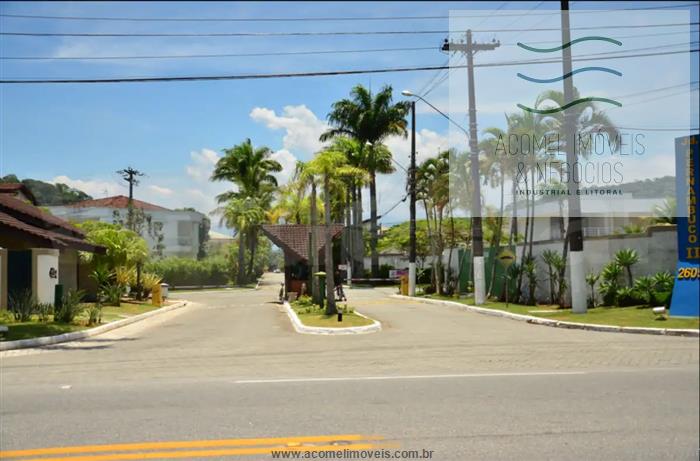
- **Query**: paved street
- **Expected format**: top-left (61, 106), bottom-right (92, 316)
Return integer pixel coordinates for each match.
top-left (1, 273), bottom-right (698, 460)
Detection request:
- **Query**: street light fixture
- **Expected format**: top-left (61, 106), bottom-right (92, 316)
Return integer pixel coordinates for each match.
top-left (402, 90), bottom-right (485, 304)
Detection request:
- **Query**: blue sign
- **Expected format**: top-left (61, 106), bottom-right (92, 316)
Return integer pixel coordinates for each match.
top-left (670, 135), bottom-right (700, 317)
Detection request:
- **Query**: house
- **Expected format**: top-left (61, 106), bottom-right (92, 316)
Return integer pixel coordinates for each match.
top-left (261, 224), bottom-right (344, 296)
top-left (49, 196), bottom-right (205, 259)
top-left (0, 185), bottom-right (104, 309)
top-left (207, 230), bottom-right (235, 255)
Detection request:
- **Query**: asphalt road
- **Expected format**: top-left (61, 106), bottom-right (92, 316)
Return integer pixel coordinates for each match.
top-left (1, 273), bottom-right (698, 460)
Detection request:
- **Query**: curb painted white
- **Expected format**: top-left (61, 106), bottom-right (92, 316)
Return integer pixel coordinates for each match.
top-left (391, 295), bottom-right (699, 338)
top-left (282, 301), bottom-right (381, 335)
top-left (0, 300), bottom-right (189, 351)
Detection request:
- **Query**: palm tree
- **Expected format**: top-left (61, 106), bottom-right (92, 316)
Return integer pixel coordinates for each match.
top-left (321, 84), bottom-right (410, 277)
top-left (306, 149), bottom-right (364, 315)
top-left (211, 139), bottom-right (282, 282)
top-left (614, 248), bottom-right (639, 287)
top-left (534, 89), bottom-right (620, 304)
top-left (214, 197), bottom-right (265, 286)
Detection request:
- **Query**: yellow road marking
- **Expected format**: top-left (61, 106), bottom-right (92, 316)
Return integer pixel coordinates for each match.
top-left (8, 443), bottom-right (379, 461)
top-left (0, 435), bottom-right (382, 459)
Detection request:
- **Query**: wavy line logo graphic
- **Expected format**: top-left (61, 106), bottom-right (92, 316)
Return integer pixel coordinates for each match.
top-left (517, 97), bottom-right (622, 114)
top-left (516, 35), bottom-right (622, 112)
top-left (517, 66), bottom-right (622, 84)
top-left (517, 36), bottom-right (622, 53)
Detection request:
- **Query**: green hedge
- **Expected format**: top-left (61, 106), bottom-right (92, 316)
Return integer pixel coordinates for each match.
top-left (145, 257), bottom-right (230, 287)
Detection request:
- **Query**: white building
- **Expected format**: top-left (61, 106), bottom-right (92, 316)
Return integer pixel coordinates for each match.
top-left (49, 195), bottom-right (205, 259)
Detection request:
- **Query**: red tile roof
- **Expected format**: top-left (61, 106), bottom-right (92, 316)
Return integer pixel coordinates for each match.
top-left (0, 210), bottom-right (103, 253)
top-left (0, 182), bottom-right (37, 204)
top-left (68, 195), bottom-right (170, 211)
top-left (0, 194), bottom-right (84, 237)
top-left (262, 224), bottom-right (345, 262)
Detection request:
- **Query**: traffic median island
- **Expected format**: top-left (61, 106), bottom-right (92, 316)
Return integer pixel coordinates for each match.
top-left (283, 296), bottom-right (381, 335)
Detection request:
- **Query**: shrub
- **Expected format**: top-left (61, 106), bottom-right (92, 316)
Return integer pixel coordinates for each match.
top-left (55, 289), bottom-right (85, 324)
top-left (141, 272), bottom-right (162, 298)
top-left (378, 264), bottom-right (394, 279)
top-left (0, 309), bottom-right (14, 324)
top-left (633, 276), bottom-right (656, 306)
top-left (585, 273), bottom-right (600, 308)
top-left (86, 303), bottom-right (102, 326)
top-left (101, 283), bottom-right (123, 307)
top-left (35, 302), bottom-right (54, 323)
top-left (8, 289), bottom-right (35, 322)
top-left (614, 249), bottom-right (639, 287)
top-left (146, 257), bottom-right (230, 287)
top-left (600, 262), bottom-right (622, 306)
top-left (115, 266), bottom-right (136, 288)
top-left (616, 287), bottom-right (641, 307)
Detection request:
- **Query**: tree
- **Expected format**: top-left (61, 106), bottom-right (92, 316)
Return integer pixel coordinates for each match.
top-left (306, 149), bottom-right (364, 315)
top-left (77, 221), bottom-right (149, 271)
top-left (211, 139), bottom-right (282, 282)
top-left (614, 248), bottom-right (639, 287)
top-left (215, 197), bottom-right (265, 286)
top-left (321, 84), bottom-right (410, 277)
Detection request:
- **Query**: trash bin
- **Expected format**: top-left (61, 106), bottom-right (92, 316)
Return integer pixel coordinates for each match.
top-left (314, 272), bottom-right (326, 309)
top-left (54, 284), bottom-right (64, 309)
top-left (160, 283), bottom-right (169, 299)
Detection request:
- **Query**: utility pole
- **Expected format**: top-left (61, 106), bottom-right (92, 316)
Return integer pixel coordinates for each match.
top-left (408, 100), bottom-right (417, 296)
top-left (442, 30), bottom-right (500, 305)
top-left (117, 166), bottom-right (144, 204)
top-left (117, 166), bottom-right (145, 299)
top-left (560, 0), bottom-right (586, 313)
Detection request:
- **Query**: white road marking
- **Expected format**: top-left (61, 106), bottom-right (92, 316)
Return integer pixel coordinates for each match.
top-left (60, 385), bottom-right (72, 389)
top-left (233, 371), bottom-right (586, 384)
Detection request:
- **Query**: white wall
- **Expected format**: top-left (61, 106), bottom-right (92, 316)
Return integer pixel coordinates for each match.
top-left (49, 206), bottom-right (204, 259)
top-left (32, 249), bottom-right (59, 304)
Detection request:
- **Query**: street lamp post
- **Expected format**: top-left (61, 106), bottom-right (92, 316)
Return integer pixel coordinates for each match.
top-left (402, 90), bottom-right (473, 299)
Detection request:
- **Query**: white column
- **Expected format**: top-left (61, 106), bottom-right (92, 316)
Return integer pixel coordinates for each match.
top-left (346, 260), bottom-right (352, 289)
top-left (570, 250), bottom-right (587, 313)
top-left (473, 255), bottom-right (485, 305)
top-left (408, 262), bottom-right (416, 296)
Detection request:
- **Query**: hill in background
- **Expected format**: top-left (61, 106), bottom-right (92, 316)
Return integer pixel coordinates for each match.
top-left (0, 174), bottom-right (92, 206)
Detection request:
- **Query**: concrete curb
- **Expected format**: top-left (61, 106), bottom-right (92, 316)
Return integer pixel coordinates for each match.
top-left (0, 300), bottom-right (189, 351)
top-left (282, 301), bottom-right (381, 335)
top-left (391, 295), bottom-right (699, 338)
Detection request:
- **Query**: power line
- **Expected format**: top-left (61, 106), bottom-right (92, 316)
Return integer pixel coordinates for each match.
top-left (1, 2), bottom-right (695, 22)
top-left (6, 38), bottom-right (692, 62)
top-left (2, 22), bottom-right (697, 38)
top-left (2, 48), bottom-right (696, 84)
top-left (0, 46), bottom-right (439, 61)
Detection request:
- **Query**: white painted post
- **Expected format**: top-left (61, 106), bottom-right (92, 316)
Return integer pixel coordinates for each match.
top-left (408, 261), bottom-right (416, 296)
top-left (570, 250), bottom-right (587, 313)
top-left (474, 256), bottom-right (485, 305)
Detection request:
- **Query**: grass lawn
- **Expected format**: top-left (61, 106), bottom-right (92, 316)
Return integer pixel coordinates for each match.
top-left (1, 300), bottom-right (174, 342)
top-left (422, 294), bottom-right (699, 330)
top-left (1, 322), bottom-right (85, 342)
top-left (290, 302), bottom-right (375, 328)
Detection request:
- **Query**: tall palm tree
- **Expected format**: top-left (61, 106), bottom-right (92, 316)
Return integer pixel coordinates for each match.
top-left (306, 149), bottom-right (364, 315)
top-left (321, 84), bottom-right (410, 277)
top-left (214, 197), bottom-right (265, 286)
top-left (211, 139), bottom-right (282, 283)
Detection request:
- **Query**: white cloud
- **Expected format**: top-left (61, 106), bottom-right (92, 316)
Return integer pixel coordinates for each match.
top-left (250, 105), bottom-right (328, 155)
top-left (270, 148), bottom-right (298, 186)
top-left (384, 128), bottom-right (452, 164)
top-left (185, 148), bottom-right (220, 182)
top-left (51, 175), bottom-right (123, 198)
top-left (148, 185), bottom-right (174, 196)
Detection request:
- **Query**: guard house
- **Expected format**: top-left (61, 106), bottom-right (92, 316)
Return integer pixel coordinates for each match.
top-left (261, 224), bottom-right (344, 297)
top-left (0, 184), bottom-right (105, 309)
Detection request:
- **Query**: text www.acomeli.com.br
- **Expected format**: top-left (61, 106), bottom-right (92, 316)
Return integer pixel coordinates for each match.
top-left (271, 448), bottom-right (435, 459)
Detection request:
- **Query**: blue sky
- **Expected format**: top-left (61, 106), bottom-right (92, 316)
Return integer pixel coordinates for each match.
top-left (1, 1), bottom-right (698, 230)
